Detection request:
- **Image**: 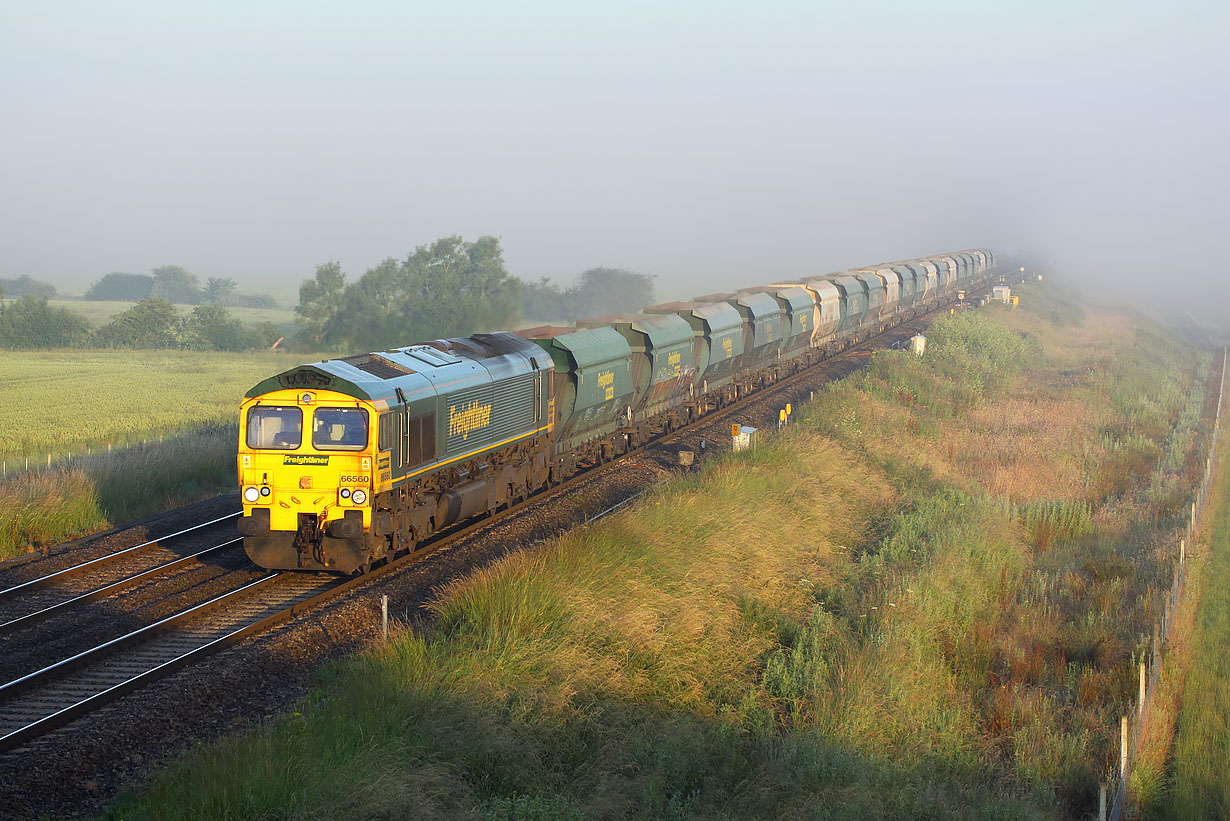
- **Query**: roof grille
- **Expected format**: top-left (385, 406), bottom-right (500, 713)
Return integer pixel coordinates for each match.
top-left (339, 353), bottom-right (415, 379)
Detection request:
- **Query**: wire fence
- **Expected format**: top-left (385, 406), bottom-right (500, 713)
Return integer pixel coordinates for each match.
top-left (1102, 347), bottom-right (1227, 821)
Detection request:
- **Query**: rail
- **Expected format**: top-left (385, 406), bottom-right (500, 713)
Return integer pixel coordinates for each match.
top-left (0, 511), bottom-right (241, 601)
top-left (0, 538), bottom-right (242, 634)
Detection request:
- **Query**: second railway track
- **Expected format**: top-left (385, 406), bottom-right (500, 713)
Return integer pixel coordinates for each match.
top-left (0, 513), bottom-right (243, 629)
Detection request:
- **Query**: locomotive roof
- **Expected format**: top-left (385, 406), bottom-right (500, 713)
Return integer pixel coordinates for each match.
top-left (245, 331), bottom-right (545, 405)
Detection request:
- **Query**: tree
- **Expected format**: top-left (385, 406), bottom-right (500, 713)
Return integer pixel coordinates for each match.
top-left (565, 267), bottom-right (655, 318)
top-left (295, 261), bottom-right (347, 347)
top-left (520, 267), bottom-right (655, 323)
top-left (183, 303), bottom-right (257, 351)
top-left (252, 321), bottom-right (282, 349)
top-left (0, 276), bottom-right (56, 299)
top-left (521, 276), bottom-right (566, 323)
top-left (329, 258), bottom-right (403, 351)
top-left (0, 296), bottom-right (91, 348)
top-left (93, 298), bottom-right (183, 348)
top-left (294, 237), bottom-right (523, 352)
top-left (84, 272), bottom-right (154, 301)
top-left (202, 277), bottom-right (238, 305)
top-left (150, 265), bottom-right (202, 304)
top-left (325, 236), bottom-right (522, 351)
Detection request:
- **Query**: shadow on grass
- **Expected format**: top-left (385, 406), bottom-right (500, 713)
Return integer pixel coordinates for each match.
top-left (103, 652), bottom-right (1054, 820)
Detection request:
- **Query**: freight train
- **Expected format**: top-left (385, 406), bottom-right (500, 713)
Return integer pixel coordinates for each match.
top-left (237, 249), bottom-right (997, 572)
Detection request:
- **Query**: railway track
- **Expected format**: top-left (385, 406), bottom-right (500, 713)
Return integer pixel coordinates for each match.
top-left (0, 287), bottom-right (999, 755)
top-left (0, 513), bottom-right (243, 635)
top-left (0, 572), bottom-right (324, 752)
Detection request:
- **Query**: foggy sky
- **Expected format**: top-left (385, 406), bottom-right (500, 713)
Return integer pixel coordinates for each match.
top-left (3, 1), bottom-right (1227, 307)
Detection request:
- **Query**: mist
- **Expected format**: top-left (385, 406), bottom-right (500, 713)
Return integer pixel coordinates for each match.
top-left (2, 0), bottom-right (1226, 314)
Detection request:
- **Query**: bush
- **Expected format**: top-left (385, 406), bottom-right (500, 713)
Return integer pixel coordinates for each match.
top-left (0, 275), bottom-right (56, 299)
top-left (92, 298), bottom-right (183, 348)
top-left (0, 295), bottom-right (92, 348)
top-left (183, 304), bottom-right (262, 352)
top-left (84, 272), bottom-right (155, 301)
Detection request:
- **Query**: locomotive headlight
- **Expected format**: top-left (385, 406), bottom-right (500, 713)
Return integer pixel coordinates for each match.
top-left (243, 486), bottom-right (260, 503)
top-left (351, 489), bottom-right (367, 505)
top-left (260, 486), bottom-right (270, 497)
top-left (340, 488), bottom-right (351, 499)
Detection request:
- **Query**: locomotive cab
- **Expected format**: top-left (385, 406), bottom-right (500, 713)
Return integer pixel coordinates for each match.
top-left (237, 387), bottom-right (380, 573)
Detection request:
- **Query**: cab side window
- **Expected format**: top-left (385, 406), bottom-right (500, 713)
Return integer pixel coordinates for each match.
top-left (378, 412), bottom-right (392, 451)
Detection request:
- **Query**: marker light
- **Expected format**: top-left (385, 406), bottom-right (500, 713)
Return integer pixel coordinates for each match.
top-left (351, 489), bottom-right (367, 505)
top-left (340, 488), bottom-right (351, 499)
top-left (243, 486), bottom-right (260, 503)
top-left (260, 486), bottom-right (271, 497)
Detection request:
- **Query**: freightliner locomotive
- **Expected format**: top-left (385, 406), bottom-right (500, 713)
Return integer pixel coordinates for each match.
top-left (237, 249), bottom-right (997, 572)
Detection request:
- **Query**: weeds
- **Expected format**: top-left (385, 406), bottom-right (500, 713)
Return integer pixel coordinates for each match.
top-left (0, 426), bottom-right (238, 560)
top-left (1016, 500), bottom-right (1094, 550)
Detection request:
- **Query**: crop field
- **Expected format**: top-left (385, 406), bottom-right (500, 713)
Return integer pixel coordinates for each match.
top-left (0, 349), bottom-right (300, 462)
top-left (107, 282), bottom-right (1218, 818)
top-left (45, 299), bottom-right (296, 329)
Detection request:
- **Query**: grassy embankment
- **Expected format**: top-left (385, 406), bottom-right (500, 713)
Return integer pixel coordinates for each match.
top-left (107, 282), bottom-right (1211, 819)
top-left (0, 350), bottom-right (296, 560)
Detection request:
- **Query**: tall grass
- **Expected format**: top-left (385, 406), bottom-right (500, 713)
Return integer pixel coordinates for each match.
top-left (1014, 499), bottom-right (1094, 550)
top-left (0, 426), bottom-right (238, 560)
top-left (0, 469), bottom-right (103, 554)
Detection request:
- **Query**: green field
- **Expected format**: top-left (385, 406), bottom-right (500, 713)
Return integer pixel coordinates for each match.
top-left (0, 349), bottom-right (305, 461)
top-left (45, 299), bottom-right (296, 329)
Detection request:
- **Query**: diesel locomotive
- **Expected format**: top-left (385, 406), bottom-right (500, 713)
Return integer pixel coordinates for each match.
top-left (237, 249), bottom-right (997, 572)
